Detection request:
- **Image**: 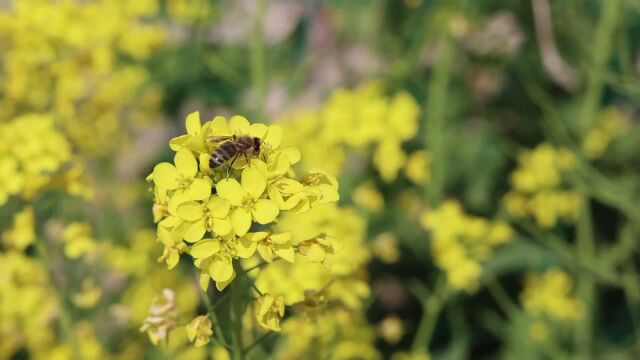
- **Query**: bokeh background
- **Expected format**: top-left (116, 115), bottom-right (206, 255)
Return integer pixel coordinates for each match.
top-left (1, 0), bottom-right (640, 359)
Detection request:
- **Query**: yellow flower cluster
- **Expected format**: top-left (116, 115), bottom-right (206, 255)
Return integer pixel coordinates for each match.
top-left (521, 268), bottom-right (583, 321)
top-left (252, 202), bottom-right (376, 357)
top-left (140, 288), bottom-right (178, 345)
top-left (503, 143), bottom-right (580, 228)
top-left (0, 114), bottom-right (85, 204)
top-left (3, 206), bottom-right (35, 251)
top-left (280, 82), bottom-right (423, 182)
top-left (149, 112), bottom-right (339, 294)
top-left (420, 200), bottom-right (513, 292)
top-left (583, 107), bottom-right (629, 159)
top-left (0, 0), bottom-right (164, 155)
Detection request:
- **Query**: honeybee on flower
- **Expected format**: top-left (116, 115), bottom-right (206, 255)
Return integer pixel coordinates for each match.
top-left (147, 112), bottom-right (339, 292)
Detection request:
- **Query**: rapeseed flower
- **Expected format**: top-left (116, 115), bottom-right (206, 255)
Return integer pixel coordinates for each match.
top-left (140, 289), bottom-right (178, 345)
top-left (185, 315), bottom-right (213, 347)
top-left (255, 294), bottom-right (285, 331)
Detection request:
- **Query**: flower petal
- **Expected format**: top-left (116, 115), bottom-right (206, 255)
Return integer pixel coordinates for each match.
top-left (209, 256), bottom-right (233, 282)
top-left (248, 123), bottom-right (268, 138)
top-left (188, 178), bottom-right (212, 200)
top-left (231, 207), bottom-right (252, 236)
top-left (236, 235), bottom-right (257, 258)
top-left (175, 148), bottom-right (198, 180)
top-left (251, 199), bottom-right (279, 224)
top-left (241, 167), bottom-right (266, 199)
top-left (183, 220), bottom-right (206, 243)
top-left (210, 116), bottom-right (230, 136)
top-left (274, 244), bottom-right (295, 263)
top-left (211, 218), bottom-right (232, 236)
top-left (185, 111), bottom-right (201, 135)
top-left (215, 179), bottom-right (244, 206)
top-left (152, 163), bottom-right (180, 190)
top-left (177, 201), bottom-right (203, 221)
top-left (207, 197), bottom-right (230, 218)
top-left (257, 243), bottom-right (273, 262)
top-left (229, 115), bottom-right (250, 134)
top-left (264, 125), bottom-right (282, 148)
top-left (269, 233), bottom-right (291, 244)
top-left (191, 239), bottom-right (221, 258)
top-left (215, 271), bottom-right (235, 291)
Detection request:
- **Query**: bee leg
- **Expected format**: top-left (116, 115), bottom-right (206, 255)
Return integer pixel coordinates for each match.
top-left (225, 153), bottom-right (239, 179)
top-left (244, 153), bottom-right (251, 167)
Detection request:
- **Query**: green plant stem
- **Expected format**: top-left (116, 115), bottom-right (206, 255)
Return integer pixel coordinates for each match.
top-left (230, 279), bottom-right (245, 360)
top-left (425, 34), bottom-right (453, 206)
top-left (34, 241), bottom-right (81, 360)
top-left (574, 198), bottom-right (595, 359)
top-left (577, 0), bottom-right (623, 133)
top-left (199, 288), bottom-right (228, 348)
top-left (485, 276), bottom-right (518, 318)
top-left (250, 0), bottom-right (266, 120)
top-left (411, 275), bottom-right (448, 352)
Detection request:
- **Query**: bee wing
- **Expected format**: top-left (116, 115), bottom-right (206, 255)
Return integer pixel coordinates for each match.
top-left (207, 135), bottom-right (233, 143)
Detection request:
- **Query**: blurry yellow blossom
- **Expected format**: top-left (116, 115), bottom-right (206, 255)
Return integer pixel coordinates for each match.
top-left (521, 268), bottom-right (583, 321)
top-left (140, 288), bottom-right (178, 345)
top-left (378, 315), bottom-right (404, 344)
top-left (404, 150), bottom-right (431, 185)
top-left (72, 279), bottom-right (102, 309)
top-left (185, 315), bottom-right (213, 347)
top-left (371, 233), bottom-right (401, 264)
top-left (3, 206), bottom-right (35, 251)
top-left (421, 200), bottom-right (513, 292)
top-left (503, 143), bottom-right (579, 228)
top-left (281, 82), bottom-right (420, 182)
top-left (392, 351), bottom-right (431, 360)
top-left (212, 346), bottom-right (231, 360)
top-left (583, 107), bottom-right (629, 159)
top-left (353, 182), bottom-right (385, 213)
top-left (62, 222), bottom-right (97, 259)
top-left (255, 294), bottom-right (285, 332)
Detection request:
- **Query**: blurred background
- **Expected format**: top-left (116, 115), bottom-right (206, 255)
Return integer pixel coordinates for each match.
top-left (1, 0), bottom-right (640, 359)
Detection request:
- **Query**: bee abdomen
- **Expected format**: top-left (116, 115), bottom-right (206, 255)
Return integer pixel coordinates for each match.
top-left (209, 142), bottom-right (237, 168)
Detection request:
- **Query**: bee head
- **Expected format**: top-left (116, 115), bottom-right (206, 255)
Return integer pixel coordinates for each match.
top-left (253, 137), bottom-right (261, 154)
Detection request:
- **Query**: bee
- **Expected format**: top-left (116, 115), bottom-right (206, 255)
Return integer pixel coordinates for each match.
top-left (208, 135), bottom-right (262, 176)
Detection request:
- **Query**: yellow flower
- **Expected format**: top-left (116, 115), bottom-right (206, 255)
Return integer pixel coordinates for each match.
top-left (371, 233), bottom-right (400, 264)
top-left (352, 182), bottom-right (384, 213)
top-left (151, 148), bottom-right (212, 201)
top-left (140, 289), bottom-right (178, 345)
top-left (3, 206), bottom-right (35, 251)
top-left (404, 150), bottom-right (431, 185)
top-left (378, 315), bottom-right (404, 344)
top-left (62, 222), bottom-right (96, 259)
top-left (72, 279), bottom-right (102, 309)
top-left (297, 234), bottom-right (339, 264)
top-left (216, 167), bottom-right (279, 236)
top-left (373, 140), bottom-right (406, 182)
top-left (236, 232), bottom-right (295, 263)
top-left (185, 315), bottom-right (213, 348)
top-left (255, 294), bottom-right (285, 331)
top-left (521, 268), bottom-right (583, 322)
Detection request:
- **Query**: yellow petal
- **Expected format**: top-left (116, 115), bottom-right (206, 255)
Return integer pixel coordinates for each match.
top-left (269, 233), bottom-right (291, 244)
top-left (248, 123), bottom-right (268, 138)
top-left (216, 179), bottom-right (244, 206)
top-left (199, 271), bottom-right (211, 291)
top-left (167, 248), bottom-right (180, 269)
top-left (279, 147), bottom-right (301, 165)
top-left (251, 199), bottom-right (279, 224)
top-left (169, 134), bottom-right (189, 151)
top-left (212, 218), bottom-right (232, 236)
top-left (231, 207), bottom-right (252, 236)
top-left (210, 116), bottom-right (230, 136)
top-left (184, 220), bottom-right (206, 243)
top-left (304, 243), bottom-right (325, 263)
top-left (257, 243), bottom-right (273, 262)
top-left (264, 125), bottom-right (282, 148)
top-left (152, 163), bottom-right (180, 190)
top-left (188, 178), bottom-right (211, 200)
top-left (236, 235), bottom-right (257, 258)
top-left (209, 257), bottom-right (233, 282)
top-left (177, 201), bottom-right (203, 221)
top-left (274, 244), bottom-right (295, 263)
top-left (229, 115), bottom-right (250, 134)
top-left (191, 239), bottom-right (221, 258)
top-left (241, 167), bottom-right (266, 199)
top-left (186, 111), bottom-right (201, 135)
top-left (207, 197), bottom-right (230, 218)
top-left (215, 271), bottom-right (236, 291)
top-left (175, 148), bottom-right (198, 179)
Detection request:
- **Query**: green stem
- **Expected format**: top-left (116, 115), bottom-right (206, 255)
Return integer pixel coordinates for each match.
top-left (199, 288), bottom-right (228, 348)
top-left (230, 278), bottom-right (245, 360)
top-left (485, 276), bottom-right (518, 318)
top-left (425, 34), bottom-right (453, 206)
top-left (577, 0), bottom-right (622, 133)
top-left (34, 241), bottom-right (81, 360)
top-left (411, 275), bottom-right (448, 352)
top-left (574, 198), bottom-right (596, 359)
top-left (250, 0), bottom-right (266, 120)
